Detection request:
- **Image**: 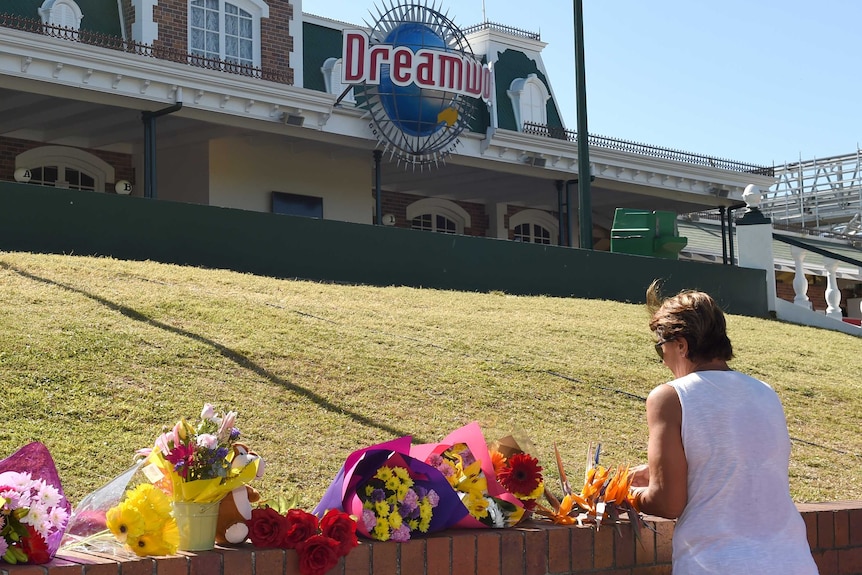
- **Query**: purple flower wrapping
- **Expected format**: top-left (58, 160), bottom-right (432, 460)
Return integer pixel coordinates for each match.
top-left (0, 442), bottom-right (71, 557)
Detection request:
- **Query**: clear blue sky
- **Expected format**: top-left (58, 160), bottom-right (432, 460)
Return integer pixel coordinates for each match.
top-left (304, 0), bottom-right (862, 168)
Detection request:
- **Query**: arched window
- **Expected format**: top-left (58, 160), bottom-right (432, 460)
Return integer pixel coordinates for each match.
top-left (322, 58), bottom-right (355, 103)
top-left (509, 209), bottom-right (558, 245)
top-left (39, 0), bottom-right (83, 33)
top-left (406, 198), bottom-right (471, 235)
top-left (507, 74), bottom-right (550, 131)
top-left (16, 146), bottom-right (115, 193)
top-left (189, 0), bottom-right (269, 68)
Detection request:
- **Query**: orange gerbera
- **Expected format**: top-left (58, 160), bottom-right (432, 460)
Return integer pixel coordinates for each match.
top-left (497, 453), bottom-right (543, 499)
top-left (489, 450), bottom-right (507, 477)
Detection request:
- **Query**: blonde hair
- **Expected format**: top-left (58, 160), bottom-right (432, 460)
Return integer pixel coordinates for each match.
top-left (646, 280), bottom-right (734, 362)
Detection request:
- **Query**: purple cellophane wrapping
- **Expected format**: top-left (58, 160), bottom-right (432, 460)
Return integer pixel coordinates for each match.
top-left (0, 442), bottom-right (72, 556)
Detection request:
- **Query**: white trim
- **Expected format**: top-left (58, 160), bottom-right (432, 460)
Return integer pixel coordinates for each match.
top-left (321, 57), bottom-right (354, 103)
top-left (507, 74), bottom-right (549, 131)
top-left (509, 208), bottom-right (558, 244)
top-left (131, 0), bottom-right (158, 45)
top-left (290, 0), bottom-right (303, 87)
top-left (406, 198), bottom-right (471, 233)
top-left (17, 146), bottom-right (115, 192)
top-left (39, 0), bottom-right (84, 29)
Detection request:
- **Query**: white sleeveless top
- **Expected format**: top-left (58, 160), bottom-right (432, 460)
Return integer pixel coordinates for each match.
top-left (668, 371), bottom-right (818, 574)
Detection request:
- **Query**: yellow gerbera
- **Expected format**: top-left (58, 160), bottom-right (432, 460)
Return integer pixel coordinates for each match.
top-left (106, 502), bottom-right (146, 542)
top-left (127, 522), bottom-right (179, 557)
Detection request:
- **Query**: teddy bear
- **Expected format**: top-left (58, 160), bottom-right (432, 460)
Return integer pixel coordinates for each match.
top-left (215, 443), bottom-right (265, 545)
top-left (215, 484), bottom-right (262, 545)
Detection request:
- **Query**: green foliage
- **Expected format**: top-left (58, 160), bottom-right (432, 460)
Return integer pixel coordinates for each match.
top-left (0, 252), bottom-right (859, 511)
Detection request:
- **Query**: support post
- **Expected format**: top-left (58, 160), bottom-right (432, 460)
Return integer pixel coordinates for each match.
top-left (141, 99), bottom-right (183, 199)
top-left (373, 150), bottom-right (382, 225)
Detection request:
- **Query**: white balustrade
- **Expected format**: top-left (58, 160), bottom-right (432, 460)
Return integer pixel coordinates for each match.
top-left (790, 246), bottom-right (812, 309)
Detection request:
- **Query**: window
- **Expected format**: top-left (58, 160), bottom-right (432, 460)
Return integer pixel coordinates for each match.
top-left (272, 192), bottom-right (323, 218)
top-left (509, 209), bottom-right (558, 245)
top-left (39, 0), bottom-right (83, 32)
top-left (507, 74), bottom-right (551, 131)
top-left (16, 146), bottom-right (115, 193)
top-left (411, 213), bottom-right (457, 234)
top-left (406, 198), bottom-right (471, 235)
top-left (189, 0), bottom-right (269, 67)
top-left (28, 166), bottom-right (96, 191)
top-left (513, 223), bottom-right (551, 244)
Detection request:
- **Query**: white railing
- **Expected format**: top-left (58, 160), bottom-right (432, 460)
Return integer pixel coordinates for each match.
top-left (736, 184), bottom-right (862, 336)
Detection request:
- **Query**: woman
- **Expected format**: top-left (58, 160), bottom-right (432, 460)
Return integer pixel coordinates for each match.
top-left (630, 281), bottom-right (818, 574)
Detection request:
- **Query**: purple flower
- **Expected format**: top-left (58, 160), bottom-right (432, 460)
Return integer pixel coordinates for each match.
top-left (390, 525), bottom-right (411, 542)
top-left (362, 509), bottom-right (377, 530)
top-left (401, 488), bottom-right (418, 510)
top-left (427, 489), bottom-right (440, 507)
top-left (370, 488), bottom-right (386, 503)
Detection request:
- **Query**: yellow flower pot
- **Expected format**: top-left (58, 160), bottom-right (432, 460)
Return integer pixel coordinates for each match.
top-left (173, 501), bottom-right (220, 551)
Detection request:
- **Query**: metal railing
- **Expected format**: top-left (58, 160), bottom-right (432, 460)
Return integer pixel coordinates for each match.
top-left (0, 12), bottom-right (290, 84)
top-left (522, 122), bottom-right (774, 176)
top-left (461, 21), bottom-right (541, 41)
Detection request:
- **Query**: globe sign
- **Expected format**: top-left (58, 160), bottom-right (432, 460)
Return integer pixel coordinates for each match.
top-left (378, 22), bottom-right (452, 138)
top-left (345, 1), bottom-right (492, 166)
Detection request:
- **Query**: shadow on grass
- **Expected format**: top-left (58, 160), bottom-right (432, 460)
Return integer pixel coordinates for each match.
top-left (2, 261), bottom-right (421, 442)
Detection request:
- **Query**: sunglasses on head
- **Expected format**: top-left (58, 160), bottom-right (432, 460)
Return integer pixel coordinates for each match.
top-left (654, 337), bottom-right (676, 360)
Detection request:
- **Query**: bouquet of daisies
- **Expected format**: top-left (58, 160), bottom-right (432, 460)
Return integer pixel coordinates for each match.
top-left (0, 442), bottom-right (71, 564)
top-left (313, 436), bottom-right (466, 541)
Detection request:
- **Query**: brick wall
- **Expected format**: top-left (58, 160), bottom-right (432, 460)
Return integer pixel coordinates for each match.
top-left (152, 0), bottom-right (187, 59)
top-left (777, 279), bottom-right (828, 312)
top-left (5, 504), bottom-right (860, 575)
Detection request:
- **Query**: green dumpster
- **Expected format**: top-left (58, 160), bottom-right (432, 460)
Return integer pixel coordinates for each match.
top-left (610, 208), bottom-right (687, 259)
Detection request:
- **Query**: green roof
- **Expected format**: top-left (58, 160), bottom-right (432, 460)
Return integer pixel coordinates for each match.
top-left (4, 0), bottom-right (122, 36)
top-left (492, 48), bottom-right (563, 132)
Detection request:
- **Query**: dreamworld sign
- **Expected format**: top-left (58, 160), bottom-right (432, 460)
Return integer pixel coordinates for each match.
top-left (340, 1), bottom-right (493, 166)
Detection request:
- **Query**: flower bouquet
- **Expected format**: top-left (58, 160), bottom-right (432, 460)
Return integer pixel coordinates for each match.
top-left (535, 442), bottom-right (642, 531)
top-left (140, 403), bottom-right (262, 550)
top-left (315, 422), bottom-right (544, 540)
top-left (0, 442), bottom-right (71, 564)
top-left (245, 501), bottom-right (359, 575)
top-left (412, 422), bottom-right (542, 529)
top-left (313, 435), bottom-right (469, 541)
top-left (104, 483), bottom-right (179, 556)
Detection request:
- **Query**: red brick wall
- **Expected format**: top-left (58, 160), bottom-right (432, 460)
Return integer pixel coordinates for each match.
top-left (151, 0), bottom-right (187, 59)
top-left (0, 137), bottom-right (135, 193)
top-left (8, 504), bottom-right (857, 575)
top-left (261, 1), bottom-right (294, 85)
top-left (777, 279), bottom-right (828, 312)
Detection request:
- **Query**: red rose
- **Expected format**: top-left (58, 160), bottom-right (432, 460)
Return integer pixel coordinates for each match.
top-left (296, 534), bottom-right (340, 575)
top-left (20, 525), bottom-right (51, 564)
top-left (247, 507), bottom-right (289, 548)
top-left (319, 509), bottom-right (358, 557)
top-left (282, 509), bottom-right (320, 549)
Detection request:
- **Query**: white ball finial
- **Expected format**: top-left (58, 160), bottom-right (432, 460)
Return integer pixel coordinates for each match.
top-left (742, 184), bottom-right (762, 208)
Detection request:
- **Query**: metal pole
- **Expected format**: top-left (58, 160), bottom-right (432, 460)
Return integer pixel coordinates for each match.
top-left (573, 0), bottom-right (592, 249)
top-left (556, 180), bottom-right (565, 245)
top-left (373, 150), bottom-right (382, 225)
top-left (141, 100), bottom-right (183, 200)
top-left (719, 206), bottom-right (728, 264)
top-left (727, 206), bottom-right (736, 266)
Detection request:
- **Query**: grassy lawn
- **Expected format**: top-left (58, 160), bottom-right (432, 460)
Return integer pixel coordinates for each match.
top-left (1, 251), bottom-right (859, 510)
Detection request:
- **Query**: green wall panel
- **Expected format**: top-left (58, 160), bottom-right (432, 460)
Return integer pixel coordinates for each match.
top-left (0, 182), bottom-right (769, 317)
